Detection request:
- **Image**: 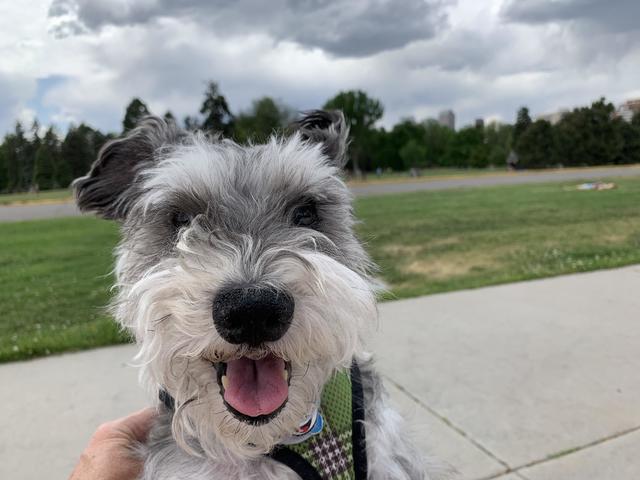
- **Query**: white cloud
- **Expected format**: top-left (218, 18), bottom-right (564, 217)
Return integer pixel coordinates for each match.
top-left (1, 0), bottom-right (640, 136)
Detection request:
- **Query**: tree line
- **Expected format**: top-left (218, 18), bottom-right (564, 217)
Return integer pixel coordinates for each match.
top-left (512, 98), bottom-right (640, 169)
top-left (1, 82), bottom-right (639, 193)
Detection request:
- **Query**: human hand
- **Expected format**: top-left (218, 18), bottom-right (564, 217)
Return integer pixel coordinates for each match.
top-left (69, 408), bottom-right (156, 480)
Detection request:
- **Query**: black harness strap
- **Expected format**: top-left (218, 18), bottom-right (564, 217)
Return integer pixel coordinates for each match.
top-left (269, 447), bottom-right (323, 480)
top-left (159, 389), bottom-right (175, 411)
top-left (268, 360), bottom-right (368, 480)
top-left (350, 361), bottom-right (368, 480)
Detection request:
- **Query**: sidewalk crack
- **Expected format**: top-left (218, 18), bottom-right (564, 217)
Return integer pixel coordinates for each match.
top-left (383, 375), bottom-right (512, 475)
top-left (479, 424), bottom-right (640, 479)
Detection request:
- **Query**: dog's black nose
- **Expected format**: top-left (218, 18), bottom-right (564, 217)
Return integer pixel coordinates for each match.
top-left (212, 285), bottom-right (294, 346)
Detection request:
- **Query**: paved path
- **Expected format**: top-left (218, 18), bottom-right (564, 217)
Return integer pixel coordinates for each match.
top-left (3, 165), bottom-right (640, 222)
top-left (351, 165), bottom-right (640, 196)
top-left (2, 266), bottom-right (640, 479)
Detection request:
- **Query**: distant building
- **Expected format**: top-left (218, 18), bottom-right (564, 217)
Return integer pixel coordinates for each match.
top-left (438, 109), bottom-right (455, 130)
top-left (615, 99), bottom-right (640, 122)
top-left (475, 118), bottom-right (485, 129)
top-left (535, 109), bottom-right (568, 125)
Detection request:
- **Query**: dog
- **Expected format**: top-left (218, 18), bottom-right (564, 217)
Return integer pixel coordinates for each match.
top-left (74, 111), bottom-right (450, 479)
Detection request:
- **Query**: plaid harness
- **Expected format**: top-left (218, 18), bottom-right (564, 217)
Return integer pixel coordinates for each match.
top-left (159, 361), bottom-right (367, 480)
top-left (269, 361), bottom-right (368, 480)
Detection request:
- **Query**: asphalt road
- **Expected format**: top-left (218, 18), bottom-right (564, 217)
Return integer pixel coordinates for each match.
top-left (2, 165), bottom-right (640, 222)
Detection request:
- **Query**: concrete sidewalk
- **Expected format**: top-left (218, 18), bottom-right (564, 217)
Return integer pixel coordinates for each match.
top-left (2, 266), bottom-right (640, 479)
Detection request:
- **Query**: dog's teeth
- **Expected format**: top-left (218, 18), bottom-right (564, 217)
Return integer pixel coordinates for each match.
top-left (221, 375), bottom-right (228, 389)
top-left (283, 369), bottom-right (289, 381)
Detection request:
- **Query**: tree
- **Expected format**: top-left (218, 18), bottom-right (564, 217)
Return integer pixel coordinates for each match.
top-left (516, 120), bottom-right (554, 168)
top-left (199, 81), bottom-right (234, 136)
top-left (485, 122), bottom-right (513, 167)
top-left (2, 122), bottom-right (28, 191)
top-left (163, 110), bottom-right (176, 126)
top-left (34, 127), bottom-right (61, 190)
top-left (0, 144), bottom-right (6, 191)
top-left (553, 98), bottom-right (623, 166)
top-left (385, 119), bottom-right (426, 170)
top-left (234, 97), bottom-right (294, 143)
top-left (183, 115), bottom-right (201, 132)
top-left (123, 98), bottom-right (151, 132)
top-left (423, 119), bottom-right (455, 167)
top-left (443, 126), bottom-right (485, 167)
top-left (61, 124), bottom-right (96, 184)
top-left (399, 139), bottom-right (427, 169)
top-left (23, 120), bottom-right (41, 188)
top-left (618, 118), bottom-right (640, 164)
top-left (513, 106), bottom-right (532, 151)
top-left (324, 90), bottom-right (384, 172)
top-left (368, 128), bottom-right (397, 170)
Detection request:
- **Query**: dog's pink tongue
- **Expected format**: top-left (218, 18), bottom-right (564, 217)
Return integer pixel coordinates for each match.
top-left (224, 355), bottom-right (288, 417)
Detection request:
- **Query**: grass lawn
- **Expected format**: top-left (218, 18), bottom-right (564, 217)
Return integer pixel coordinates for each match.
top-left (2, 177), bottom-right (640, 362)
top-left (0, 188), bottom-right (72, 206)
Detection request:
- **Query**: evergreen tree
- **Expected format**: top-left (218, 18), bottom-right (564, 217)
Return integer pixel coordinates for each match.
top-left (618, 118), bottom-right (640, 164)
top-left (554, 98), bottom-right (623, 166)
top-left (123, 98), bottom-right (151, 132)
top-left (513, 106), bottom-right (532, 152)
top-left (199, 81), bottom-right (234, 136)
top-left (34, 127), bottom-right (61, 189)
top-left (3, 122), bottom-right (28, 191)
top-left (61, 124), bottom-right (94, 184)
top-left (183, 115), bottom-right (201, 131)
top-left (517, 120), bottom-right (554, 168)
top-left (0, 144), bottom-right (6, 191)
top-left (163, 110), bottom-right (176, 126)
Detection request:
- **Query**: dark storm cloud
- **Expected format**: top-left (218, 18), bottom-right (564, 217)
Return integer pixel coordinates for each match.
top-left (501, 0), bottom-right (640, 32)
top-left (48, 0), bottom-right (451, 57)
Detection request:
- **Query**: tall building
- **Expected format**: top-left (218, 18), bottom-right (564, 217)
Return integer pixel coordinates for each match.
top-left (615, 99), bottom-right (640, 122)
top-left (438, 109), bottom-right (455, 130)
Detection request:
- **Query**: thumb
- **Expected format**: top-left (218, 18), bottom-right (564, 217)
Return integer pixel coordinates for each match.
top-left (112, 408), bottom-right (157, 443)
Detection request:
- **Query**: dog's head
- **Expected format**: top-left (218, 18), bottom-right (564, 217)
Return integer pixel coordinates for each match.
top-left (74, 111), bottom-right (377, 458)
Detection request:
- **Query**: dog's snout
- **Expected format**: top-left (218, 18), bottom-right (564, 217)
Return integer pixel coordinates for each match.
top-left (212, 285), bottom-right (294, 346)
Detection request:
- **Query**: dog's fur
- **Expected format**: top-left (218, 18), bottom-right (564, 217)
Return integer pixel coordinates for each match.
top-left (74, 112), bottom-right (451, 479)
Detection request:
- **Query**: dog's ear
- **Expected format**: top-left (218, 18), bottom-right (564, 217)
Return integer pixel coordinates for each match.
top-left (293, 110), bottom-right (350, 168)
top-left (73, 116), bottom-right (181, 220)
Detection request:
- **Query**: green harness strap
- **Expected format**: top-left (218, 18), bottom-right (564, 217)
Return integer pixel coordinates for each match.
top-left (270, 361), bottom-right (368, 480)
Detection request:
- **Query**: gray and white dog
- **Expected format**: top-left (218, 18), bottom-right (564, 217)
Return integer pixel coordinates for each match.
top-left (74, 111), bottom-right (450, 480)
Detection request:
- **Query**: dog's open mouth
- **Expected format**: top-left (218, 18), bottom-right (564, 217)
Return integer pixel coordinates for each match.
top-left (214, 353), bottom-right (291, 424)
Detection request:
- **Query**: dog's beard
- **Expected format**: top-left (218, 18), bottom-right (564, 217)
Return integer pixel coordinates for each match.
top-left (114, 232), bottom-right (377, 459)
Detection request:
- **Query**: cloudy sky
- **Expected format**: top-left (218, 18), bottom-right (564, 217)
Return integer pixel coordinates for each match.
top-left (2, 0), bottom-right (640, 135)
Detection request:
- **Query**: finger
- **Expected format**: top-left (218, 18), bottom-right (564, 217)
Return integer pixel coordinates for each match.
top-left (113, 407), bottom-right (157, 442)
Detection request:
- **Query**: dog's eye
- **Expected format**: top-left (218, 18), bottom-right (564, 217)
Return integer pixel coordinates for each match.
top-left (292, 204), bottom-right (318, 227)
top-left (172, 211), bottom-right (193, 229)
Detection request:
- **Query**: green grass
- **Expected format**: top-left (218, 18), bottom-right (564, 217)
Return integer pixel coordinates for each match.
top-left (2, 177), bottom-right (640, 362)
top-left (0, 188), bottom-right (72, 205)
top-left (0, 217), bottom-right (127, 362)
top-left (356, 178), bottom-right (640, 299)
